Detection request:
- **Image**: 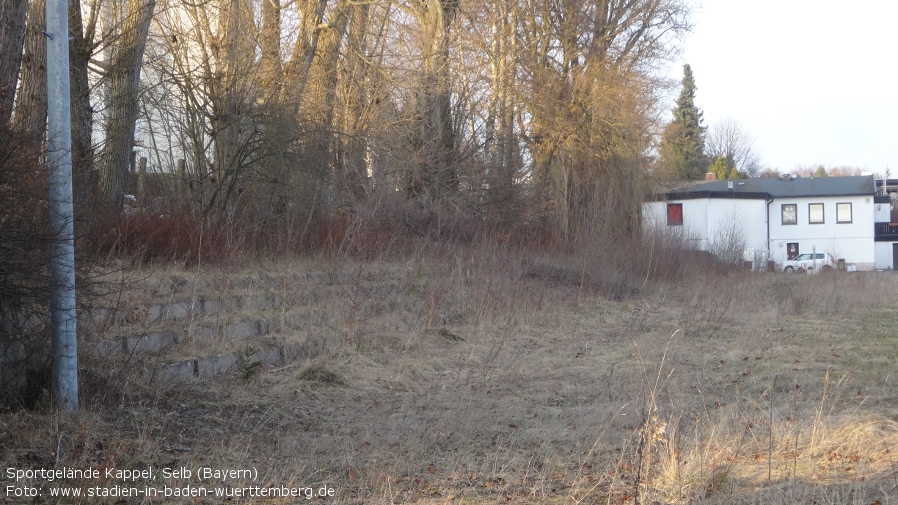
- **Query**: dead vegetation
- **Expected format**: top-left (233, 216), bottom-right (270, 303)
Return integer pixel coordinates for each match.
top-left (3, 240), bottom-right (898, 504)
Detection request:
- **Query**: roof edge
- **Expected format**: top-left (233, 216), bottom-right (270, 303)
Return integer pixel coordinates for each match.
top-left (648, 190), bottom-right (771, 201)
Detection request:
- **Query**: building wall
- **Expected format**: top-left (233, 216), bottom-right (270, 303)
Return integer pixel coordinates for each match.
top-left (874, 199), bottom-right (891, 222)
top-left (642, 199), bottom-right (707, 250)
top-left (706, 198), bottom-right (768, 252)
top-left (767, 195), bottom-right (874, 269)
top-left (642, 198), bottom-right (767, 253)
top-left (874, 242), bottom-right (894, 270)
top-left (644, 192), bottom-right (876, 270)
top-left (874, 197), bottom-right (895, 269)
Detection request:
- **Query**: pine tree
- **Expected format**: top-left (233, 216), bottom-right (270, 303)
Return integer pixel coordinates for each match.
top-left (708, 155), bottom-right (728, 180)
top-left (660, 64), bottom-right (707, 180)
top-left (709, 155), bottom-right (747, 180)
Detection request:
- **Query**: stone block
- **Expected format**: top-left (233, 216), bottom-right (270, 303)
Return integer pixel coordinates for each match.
top-left (192, 326), bottom-right (217, 342)
top-left (151, 359), bottom-right (196, 382)
top-left (164, 301), bottom-right (194, 322)
top-left (146, 304), bottom-right (163, 325)
top-left (201, 299), bottom-right (221, 316)
top-left (81, 338), bottom-right (124, 355)
top-left (252, 345), bottom-right (283, 366)
top-left (125, 331), bottom-right (176, 353)
top-left (196, 353), bottom-right (238, 377)
top-left (224, 320), bottom-right (262, 340)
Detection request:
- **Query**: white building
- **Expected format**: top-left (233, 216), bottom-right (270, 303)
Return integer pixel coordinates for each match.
top-left (643, 175), bottom-right (896, 271)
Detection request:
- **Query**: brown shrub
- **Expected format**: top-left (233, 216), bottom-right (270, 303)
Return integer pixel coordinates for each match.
top-left (0, 127), bottom-right (52, 408)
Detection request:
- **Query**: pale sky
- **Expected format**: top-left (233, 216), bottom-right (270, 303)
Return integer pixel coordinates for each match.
top-left (671, 0), bottom-right (898, 175)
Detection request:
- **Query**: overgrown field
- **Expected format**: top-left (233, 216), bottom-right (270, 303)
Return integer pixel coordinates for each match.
top-left (3, 245), bottom-right (898, 504)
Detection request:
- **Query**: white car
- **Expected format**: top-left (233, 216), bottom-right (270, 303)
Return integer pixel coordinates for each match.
top-left (782, 252), bottom-right (838, 273)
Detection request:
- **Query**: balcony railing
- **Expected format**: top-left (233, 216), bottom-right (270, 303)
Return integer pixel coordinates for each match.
top-left (875, 222), bottom-right (898, 241)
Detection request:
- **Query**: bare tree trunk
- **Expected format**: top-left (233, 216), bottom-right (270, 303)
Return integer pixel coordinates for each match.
top-left (259, 0), bottom-right (282, 90)
top-left (207, 0), bottom-right (256, 216)
top-left (298, 1), bottom-right (349, 201)
top-left (96, 0), bottom-right (156, 210)
top-left (0, 0), bottom-right (27, 126)
top-left (405, 0), bottom-right (459, 204)
top-left (335, 1), bottom-right (371, 201)
top-left (482, 0), bottom-right (518, 217)
top-left (15, 0), bottom-right (47, 137)
top-left (69, 0), bottom-right (94, 210)
top-left (284, 0), bottom-right (328, 114)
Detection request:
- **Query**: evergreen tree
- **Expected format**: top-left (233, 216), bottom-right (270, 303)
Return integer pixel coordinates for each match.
top-left (708, 155), bottom-right (728, 180)
top-left (708, 155), bottom-right (747, 180)
top-left (660, 64), bottom-right (707, 180)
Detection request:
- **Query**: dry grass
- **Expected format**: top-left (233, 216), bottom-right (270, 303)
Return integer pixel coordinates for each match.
top-left (3, 244), bottom-right (898, 504)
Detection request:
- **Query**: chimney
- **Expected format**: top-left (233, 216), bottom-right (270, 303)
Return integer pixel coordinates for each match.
top-left (705, 172), bottom-right (716, 181)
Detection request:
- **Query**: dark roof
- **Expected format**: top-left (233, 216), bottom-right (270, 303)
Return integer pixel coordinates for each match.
top-left (652, 175), bottom-right (875, 201)
top-left (876, 179), bottom-right (898, 191)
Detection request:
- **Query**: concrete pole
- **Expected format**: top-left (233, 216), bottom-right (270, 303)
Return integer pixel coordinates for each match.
top-left (46, 0), bottom-right (78, 412)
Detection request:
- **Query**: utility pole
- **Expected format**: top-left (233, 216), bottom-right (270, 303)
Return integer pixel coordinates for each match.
top-left (46, 0), bottom-right (78, 412)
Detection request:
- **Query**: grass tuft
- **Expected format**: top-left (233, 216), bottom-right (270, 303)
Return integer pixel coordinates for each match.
top-left (298, 364), bottom-right (347, 386)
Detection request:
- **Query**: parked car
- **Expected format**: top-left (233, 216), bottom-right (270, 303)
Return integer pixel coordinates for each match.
top-left (782, 252), bottom-right (838, 273)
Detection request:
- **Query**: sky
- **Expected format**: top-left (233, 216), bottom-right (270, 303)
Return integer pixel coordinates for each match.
top-left (669, 0), bottom-right (898, 175)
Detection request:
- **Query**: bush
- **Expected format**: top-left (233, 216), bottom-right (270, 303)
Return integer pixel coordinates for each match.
top-left (0, 126), bottom-right (53, 409)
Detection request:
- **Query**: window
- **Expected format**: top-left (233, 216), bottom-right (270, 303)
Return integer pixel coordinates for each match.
top-left (808, 203), bottom-right (824, 224)
top-left (836, 202), bottom-right (852, 223)
top-left (667, 203), bottom-right (683, 226)
top-left (781, 204), bottom-right (797, 225)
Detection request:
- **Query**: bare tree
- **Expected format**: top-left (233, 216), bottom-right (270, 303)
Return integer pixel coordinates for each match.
top-left (792, 164), bottom-right (865, 178)
top-left (96, 0), bottom-right (158, 210)
top-left (15, 0), bottom-right (47, 137)
top-left (281, 0), bottom-right (330, 113)
top-left (204, 0), bottom-right (259, 215)
top-left (517, 0), bottom-right (690, 241)
top-left (0, 0), bottom-right (27, 125)
top-left (706, 117), bottom-right (762, 178)
top-left (258, 0), bottom-right (282, 86)
top-left (458, 0), bottom-right (522, 219)
top-left (400, 0), bottom-right (461, 204)
top-left (69, 0), bottom-right (97, 208)
top-left (332, 0), bottom-right (378, 201)
top-left (101, 0), bottom-right (694, 241)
